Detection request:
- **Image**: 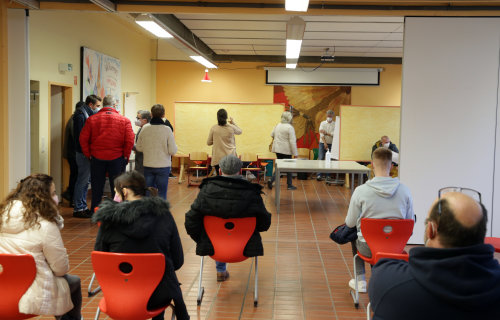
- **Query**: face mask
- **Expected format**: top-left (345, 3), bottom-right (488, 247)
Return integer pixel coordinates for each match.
top-left (113, 193), bottom-right (122, 203)
top-left (326, 117), bottom-right (333, 123)
top-left (95, 107), bottom-right (102, 112)
top-left (383, 143), bottom-right (390, 148)
top-left (52, 194), bottom-right (59, 206)
top-left (135, 119), bottom-right (142, 127)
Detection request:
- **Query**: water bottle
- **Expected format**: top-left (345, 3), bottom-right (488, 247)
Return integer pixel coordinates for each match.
top-left (325, 150), bottom-right (332, 167)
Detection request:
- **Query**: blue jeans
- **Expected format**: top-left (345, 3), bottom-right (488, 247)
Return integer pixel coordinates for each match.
top-left (216, 261), bottom-right (226, 272)
top-left (144, 167), bottom-right (171, 200)
top-left (73, 152), bottom-right (90, 212)
top-left (317, 143), bottom-right (332, 178)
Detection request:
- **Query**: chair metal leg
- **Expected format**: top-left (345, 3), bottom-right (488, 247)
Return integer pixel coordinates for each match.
top-left (170, 303), bottom-right (176, 320)
top-left (366, 302), bottom-right (371, 320)
top-left (350, 254), bottom-right (360, 308)
top-left (87, 272), bottom-right (101, 297)
top-left (197, 256), bottom-right (205, 305)
top-left (254, 257), bottom-right (258, 307)
top-left (94, 306), bottom-right (101, 320)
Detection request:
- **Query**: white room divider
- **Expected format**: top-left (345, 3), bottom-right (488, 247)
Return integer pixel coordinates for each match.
top-left (400, 17), bottom-right (500, 243)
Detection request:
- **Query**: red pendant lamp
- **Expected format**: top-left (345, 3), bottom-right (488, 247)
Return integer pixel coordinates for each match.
top-left (201, 69), bottom-right (212, 83)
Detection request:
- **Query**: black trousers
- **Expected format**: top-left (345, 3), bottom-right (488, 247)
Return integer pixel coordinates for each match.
top-left (90, 157), bottom-right (126, 212)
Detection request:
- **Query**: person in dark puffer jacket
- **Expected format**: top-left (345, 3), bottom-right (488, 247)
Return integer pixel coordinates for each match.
top-left (93, 171), bottom-right (189, 320)
top-left (185, 154), bottom-right (271, 282)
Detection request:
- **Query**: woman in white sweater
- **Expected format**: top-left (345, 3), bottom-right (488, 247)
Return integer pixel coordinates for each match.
top-left (268, 111), bottom-right (298, 190)
top-left (136, 104), bottom-right (178, 200)
top-left (0, 174), bottom-right (81, 319)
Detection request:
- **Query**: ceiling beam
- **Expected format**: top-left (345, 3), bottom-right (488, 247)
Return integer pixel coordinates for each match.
top-left (13, 0), bottom-right (40, 10)
top-left (89, 0), bottom-right (116, 12)
top-left (213, 54), bottom-right (402, 65)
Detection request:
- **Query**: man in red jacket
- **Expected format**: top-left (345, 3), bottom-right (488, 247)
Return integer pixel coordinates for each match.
top-left (79, 95), bottom-right (135, 214)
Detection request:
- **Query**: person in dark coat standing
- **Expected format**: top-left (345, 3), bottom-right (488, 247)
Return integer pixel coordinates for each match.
top-left (185, 154), bottom-right (271, 282)
top-left (93, 171), bottom-right (189, 320)
top-left (62, 101), bottom-right (85, 206)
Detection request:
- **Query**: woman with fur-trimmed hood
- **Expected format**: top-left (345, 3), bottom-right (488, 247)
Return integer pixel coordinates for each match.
top-left (92, 171), bottom-right (189, 320)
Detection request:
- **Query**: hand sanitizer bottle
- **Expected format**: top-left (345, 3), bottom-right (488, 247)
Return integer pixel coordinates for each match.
top-left (325, 150), bottom-right (332, 167)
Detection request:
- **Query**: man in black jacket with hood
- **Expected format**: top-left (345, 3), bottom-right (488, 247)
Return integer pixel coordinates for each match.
top-left (185, 154), bottom-right (271, 282)
top-left (369, 189), bottom-right (500, 320)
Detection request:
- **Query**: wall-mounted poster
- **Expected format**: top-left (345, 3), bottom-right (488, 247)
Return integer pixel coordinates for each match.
top-left (80, 47), bottom-right (122, 113)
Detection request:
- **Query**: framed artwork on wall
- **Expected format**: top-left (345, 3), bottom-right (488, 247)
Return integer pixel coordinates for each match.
top-left (80, 47), bottom-right (122, 114)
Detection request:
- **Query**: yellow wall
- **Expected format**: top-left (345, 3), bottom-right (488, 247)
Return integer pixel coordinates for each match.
top-left (351, 64), bottom-right (402, 106)
top-left (156, 62), bottom-right (402, 127)
top-left (29, 10), bottom-right (155, 173)
top-left (156, 61), bottom-right (275, 126)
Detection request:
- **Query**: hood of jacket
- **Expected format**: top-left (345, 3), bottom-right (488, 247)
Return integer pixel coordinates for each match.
top-left (365, 176), bottom-right (400, 198)
top-left (409, 244), bottom-right (500, 310)
top-left (1, 200), bottom-right (28, 234)
top-left (92, 197), bottom-right (170, 240)
top-left (196, 176), bottom-right (263, 217)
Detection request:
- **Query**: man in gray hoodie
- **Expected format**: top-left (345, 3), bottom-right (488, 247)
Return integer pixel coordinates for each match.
top-left (344, 147), bottom-right (414, 292)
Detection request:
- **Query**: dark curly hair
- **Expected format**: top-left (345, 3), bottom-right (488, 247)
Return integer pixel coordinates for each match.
top-left (0, 174), bottom-right (59, 230)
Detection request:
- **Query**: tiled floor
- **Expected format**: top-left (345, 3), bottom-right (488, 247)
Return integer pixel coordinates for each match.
top-left (32, 176), bottom-right (499, 320)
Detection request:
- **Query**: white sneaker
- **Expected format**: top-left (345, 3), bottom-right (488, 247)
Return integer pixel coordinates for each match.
top-left (349, 279), bottom-right (367, 293)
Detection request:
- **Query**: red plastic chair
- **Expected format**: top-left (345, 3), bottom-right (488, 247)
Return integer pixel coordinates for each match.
top-left (0, 253), bottom-right (37, 320)
top-left (350, 218), bottom-right (414, 308)
top-left (485, 237), bottom-right (500, 253)
top-left (197, 216), bottom-right (259, 306)
top-left (91, 251), bottom-right (175, 320)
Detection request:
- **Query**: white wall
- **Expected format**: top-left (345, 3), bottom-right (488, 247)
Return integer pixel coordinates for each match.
top-left (400, 17), bottom-right (500, 242)
top-left (8, 9), bottom-right (30, 189)
top-left (29, 10), bottom-right (155, 173)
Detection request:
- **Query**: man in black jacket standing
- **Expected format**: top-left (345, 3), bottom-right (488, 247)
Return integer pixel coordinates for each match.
top-left (185, 154), bottom-right (271, 281)
top-left (368, 189), bottom-right (500, 320)
top-left (72, 95), bottom-right (101, 218)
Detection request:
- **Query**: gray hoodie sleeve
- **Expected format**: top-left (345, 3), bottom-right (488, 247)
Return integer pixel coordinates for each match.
top-left (345, 188), bottom-right (362, 228)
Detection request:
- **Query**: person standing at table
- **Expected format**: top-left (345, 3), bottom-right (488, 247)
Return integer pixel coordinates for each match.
top-left (268, 111), bottom-right (298, 190)
top-left (317, 110), bottom-right (335, 181)
top-left (207, 108), bottom-right (242, 175)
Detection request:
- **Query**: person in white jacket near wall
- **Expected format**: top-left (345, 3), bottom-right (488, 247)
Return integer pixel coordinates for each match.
top-left (268, 111), bottom-right (299, 190)
top-left (0, 174), bottom-right (82, 320)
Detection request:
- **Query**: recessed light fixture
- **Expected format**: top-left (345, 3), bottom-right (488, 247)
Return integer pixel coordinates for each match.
top-left (285, 0), bottom-right (309, 12)
top-left (135, 14), bottom-right (173, 38)
top-left (190, 56), bottom-right (218, 69)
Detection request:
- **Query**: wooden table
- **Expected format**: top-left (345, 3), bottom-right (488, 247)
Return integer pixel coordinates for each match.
top-left (274, 159), bottom-right (370, 214)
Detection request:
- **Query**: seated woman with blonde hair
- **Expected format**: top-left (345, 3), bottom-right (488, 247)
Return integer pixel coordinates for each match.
top-left (0, 174), bottom-right (82, 320)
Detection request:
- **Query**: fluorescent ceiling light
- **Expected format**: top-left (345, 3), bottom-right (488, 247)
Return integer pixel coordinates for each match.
top-left (135, 15), bottom-right (173, 38)
top-left (190, 56), bottom-right (218, 69)
top-left (89, 0), bottom-right (116, 12)
top-left (287, 16), bottom-right (306, 41)
top-left (285, 0), bottom-right (309, 12)
top-left (286, 63), bottom-right (297, 69)
top-left (286, 40), bottom-right (302, 59)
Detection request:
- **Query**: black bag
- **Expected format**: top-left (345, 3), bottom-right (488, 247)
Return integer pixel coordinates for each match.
top-left (329, 223), bottom-right (357, 244)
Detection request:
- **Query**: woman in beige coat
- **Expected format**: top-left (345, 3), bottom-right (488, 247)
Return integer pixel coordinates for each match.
top-left (0, 174), bottom-right (82, 320)
top-left (268, 111), bottom-right (298, 190)
top-left (207, 108), bottom-right (242, 175)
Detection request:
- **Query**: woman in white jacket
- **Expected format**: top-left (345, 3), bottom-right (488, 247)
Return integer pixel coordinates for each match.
top-left (268, 111), bottom-right (298, 190)
top-left (0, 174), bottom-right (82, 320)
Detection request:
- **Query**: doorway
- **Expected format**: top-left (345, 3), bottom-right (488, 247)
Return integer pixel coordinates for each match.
top-left (30, 80), bottom-right (40, 174)
top-left (48, 83), bottom-right (72, 194)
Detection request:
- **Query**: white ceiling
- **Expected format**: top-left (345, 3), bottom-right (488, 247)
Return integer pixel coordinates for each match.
top-left (171, 13), bottom-right (404, 59)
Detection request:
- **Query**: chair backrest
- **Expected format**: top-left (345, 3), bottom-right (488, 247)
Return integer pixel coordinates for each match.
top-left (91, 251), bottom-right (166, 320)
top-left (360, 218), bottom-right (414, 255)
top-left (0, 254), bottom-right (37, 320)
top-left (297, 148), bottom-right (311, 160)
top-left (189, 152), bottom-right (208, 161)
top-left (204, 216), bottom-right (256, 263)
top-left (240, 152), bottom-right (258, 162)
